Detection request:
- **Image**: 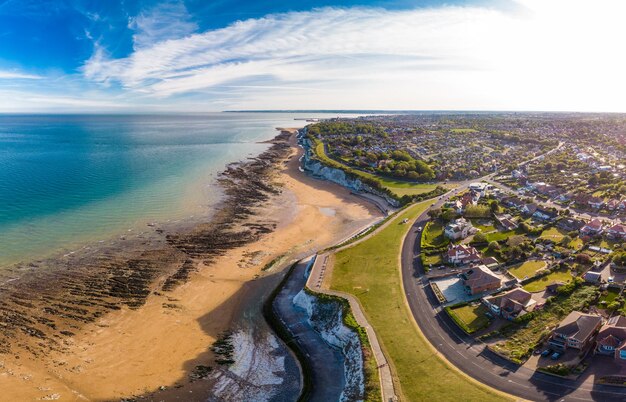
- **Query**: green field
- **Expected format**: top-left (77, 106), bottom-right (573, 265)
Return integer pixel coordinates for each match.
top-left (523, 269), bottom-right (573, 292)
top-left (451, 128), bottom-right (478, 133)
top-left (507, 260), bottom-right (547, 280)
top-left (331, 201), bottom-right (507, 401)
top-left (470, 219), bottom-right (496, 233)
top-left (447, 303), bottom-right (490, 334)
top-left (485, 229), bottom-right (518, 242)
top-left (539, 227), bottom-right (567, 242)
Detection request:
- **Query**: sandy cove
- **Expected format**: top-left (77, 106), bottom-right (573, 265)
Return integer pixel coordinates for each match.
top-left (0, 129), bottom-right (382, 401)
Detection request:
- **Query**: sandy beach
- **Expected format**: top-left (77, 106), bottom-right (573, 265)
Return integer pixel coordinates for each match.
top-left (0, 129), bottom-right (381, 401)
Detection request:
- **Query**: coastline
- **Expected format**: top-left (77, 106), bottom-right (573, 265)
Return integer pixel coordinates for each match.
top-left (0, 128), bottom-right (382, 401)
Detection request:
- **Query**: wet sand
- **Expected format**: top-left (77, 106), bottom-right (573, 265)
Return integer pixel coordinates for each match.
top-left (0, 129), bottom-right (381, 401)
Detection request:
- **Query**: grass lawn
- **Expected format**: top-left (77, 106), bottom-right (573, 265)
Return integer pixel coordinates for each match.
top-left (569, 237), bottom-right (584, 250)
top-left (599, 288), bottom-right (621, 304)
top-left (422, 221), bottom-right (448, 248)
top-left (470, 219), bottom-right (496, 233)
top-left (523, 269), bottom-right (573, 292)
top-left (447, 303), bottom-right (490, 334)
top-left (422, 253), bottom-right (443, 267)
top-left (507, 260), bottom-right (547, 280)
top-left (539, 227), bottom-right (567, 243)
top-left (485, 230), bottom-right (517, 242)
top-left (331, 201), bottom-right (507, 401)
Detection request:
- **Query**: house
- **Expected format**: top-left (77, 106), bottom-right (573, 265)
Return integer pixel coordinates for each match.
top-left (460, 265), bottom-right (502, 296)
top-left (502, 197), bottom-right (525, 210)
top-left (522, 203), bottom-right (538, 216)
top-left (584, 271), bottom-right (602, 284)
top-left (588, 197), bottom-right (605, 210)
top-left (532, 207), bottom-right (558, 222)
top-left (596, 316), bottom-right (626, 362)
top-left (606, 199), bottom-right (620, 211)
top-left (483, 288), bottom-right (536, 320)
top-left (606, 223), bottom-right (626, 240)
top-left (445, 244), bottom-right (482, 266)
top-left (549, 311), bottom-right (602, 350)
top-left (495, 214), bottom-right (518, 231)
top-left (581, 219), bottom-right (604, 236)
top-left (546, 281), bottom-right (565, 293)
top-left (444, 217), bottom-right (476, 240)
top-left (557, 217), bottom-right (586, 232)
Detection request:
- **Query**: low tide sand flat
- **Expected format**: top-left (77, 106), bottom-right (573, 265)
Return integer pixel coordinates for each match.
top-left (0, 129), bottom-right (381, 401)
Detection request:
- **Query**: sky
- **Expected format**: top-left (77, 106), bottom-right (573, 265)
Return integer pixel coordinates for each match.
top-left (0, 0), bottom-right (625, 113)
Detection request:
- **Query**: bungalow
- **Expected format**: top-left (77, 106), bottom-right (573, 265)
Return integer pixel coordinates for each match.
top-left (444, 217), bottom-right (476, 240)
top-left (445, 244), bottom-right (482, 266)
top-left (606, 223), bottom-right (626, 240)
top-left (495, 214), bottom-right (518, 231)
top-left (481, 256), bottom-right (500, 270)
top-left (583, 271), bottom-right (602, 284)
top-left (549, 311), bottom-right (603, 351)
top-left (557, 217), bottom-right (586, 232)
top-left (581, 219), bottom-right (604, 236)
top-left (596, 316), bottom-right (626, 362)
top-left (502, 197), bottom-right (525, 210)
top-left (532, 207), bottom-right (558, 222)
top-left (460, 265), bottom-right (502, 296)
top-left (483, 288), bottom-right (536, 320)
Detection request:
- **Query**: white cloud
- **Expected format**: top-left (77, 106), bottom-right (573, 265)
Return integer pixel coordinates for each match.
top-left (128, 1), bottom-right (198, 50)
top-left (0, 70), bottom-right (42, 80)
top-left (8, 0), bottom-right (624, 112)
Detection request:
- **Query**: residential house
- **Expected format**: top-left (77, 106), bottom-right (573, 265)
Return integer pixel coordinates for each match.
top-left (445, 244), bottom-right (482, 266)
top-left (583, 271), bottom-right (602, 284)
top-left (606, 199), bottom-right (620, 211)
top-left (460, 265), bottom-right (502, 296)
top-left (522, 203), bottom-right (538, 216)
top-left (483, 288), bottom-right (536, 320)
top-left (444, 217), bottom-right (476, 240)
top-left (495, 214), bottom-right (518, 231)
top-left (588, 197), bottom-right (605, 210)
top-left (481, 256), bottom-right (500, 270)
top-left (596, 316), bottom-right (626, 362)
top-left (557, 217), bottom-right (586, 232)
top-left (549, 311), bottom-right (602, 350)
top-left (581, 219), bottom-right (604, 236)
top-left (502, 197), bottom-right (525, 211)
top-left (532, 207), bottom-right (558, 222)
top-left (606, 223), bottom-right (626, 240)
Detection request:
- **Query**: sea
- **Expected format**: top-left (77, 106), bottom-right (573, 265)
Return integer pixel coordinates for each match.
top-left (0, 112), bottom-right (353, 268)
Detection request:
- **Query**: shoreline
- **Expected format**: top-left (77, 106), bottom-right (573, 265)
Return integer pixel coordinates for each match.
top-left (0, 128), bottom-right (382, 401)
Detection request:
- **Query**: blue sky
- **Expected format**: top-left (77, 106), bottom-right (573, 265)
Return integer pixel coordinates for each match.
top-left (0, 0), bottom-right (624, 112)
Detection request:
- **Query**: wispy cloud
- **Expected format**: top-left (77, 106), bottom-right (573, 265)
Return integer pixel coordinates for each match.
top-left (128, 0), bottom-right (198, 50)
top-left (0, 70), bottom-right (42, 80)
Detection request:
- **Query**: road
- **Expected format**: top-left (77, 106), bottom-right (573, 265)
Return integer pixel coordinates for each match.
top-left (272, 258), bottom-right (347, 402)
top-left (400, 183), bottom-right (626, 401)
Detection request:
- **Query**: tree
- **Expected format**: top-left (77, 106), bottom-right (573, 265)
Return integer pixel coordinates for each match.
top-left (607, 301), bottom-right (621, 311)
top-left (613, 251), bottom-right (626, 267)
top-left (488, 241), bottom-right (500, 252)
top-left (560, 235), bottom-right (572, 246)
top-left (473, 232), bottom-right (487, 243)
top-left (428, 208), bottom-right (442, 220)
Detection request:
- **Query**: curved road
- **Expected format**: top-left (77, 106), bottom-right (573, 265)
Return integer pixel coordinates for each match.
top-left (400, 186), bottom-right (626, 401)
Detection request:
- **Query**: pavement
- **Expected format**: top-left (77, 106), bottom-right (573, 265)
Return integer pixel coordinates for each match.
top-left (400, 182), bottom-right (626, 401)
top-left (272, 257), bottom-right (346, 402)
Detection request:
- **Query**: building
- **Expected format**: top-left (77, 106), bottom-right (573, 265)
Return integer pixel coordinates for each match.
top-left (581, 219), bottom-right (604, 236)
top-left (483, 288), bottom-right (536, 320)
top-left (557, 217), bottom-right (586, 232)
top-left (445, 244), bottom-right (482, 266)
top-left (522, 203), bottom-right (538, 216)
top-left (532, 207), bottom-right (558, 222)
top-left (596, 316), bottom-right (626, 361)
top-left (583, 271), bottom-right (602, 284)
top-left (469, 182), bottom-right (488, 192)
top-left (460, 265), bottom-right (501, 296)
top-left (606, 224), bottom-right (626, 240)
top-left (495, 214), bottom-right (518, 231)
top-left (549, 311), bottom-right (602, 351)
top-left (444, 217), bottom-right (476, 240)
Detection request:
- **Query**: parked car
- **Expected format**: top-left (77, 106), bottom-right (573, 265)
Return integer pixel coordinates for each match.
top-left (551, 351), bottom-right (562, 360)
top-left (608, 276), bottom-right (615, 283)
top-left (541, 349), bottom-right (553, 357)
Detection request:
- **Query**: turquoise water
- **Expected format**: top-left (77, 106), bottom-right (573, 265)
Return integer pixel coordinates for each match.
top-left (0, 113), bottom-right (345, 267)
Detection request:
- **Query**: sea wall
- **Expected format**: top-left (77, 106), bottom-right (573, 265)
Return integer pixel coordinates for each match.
top-left (293, 289), bottom-right (365, 402)
top-left (299, 130), bottom-right (400, 208)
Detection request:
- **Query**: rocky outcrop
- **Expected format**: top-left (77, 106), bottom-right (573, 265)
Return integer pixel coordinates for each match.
top-left (293, 290), bottom-right (365, 402)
